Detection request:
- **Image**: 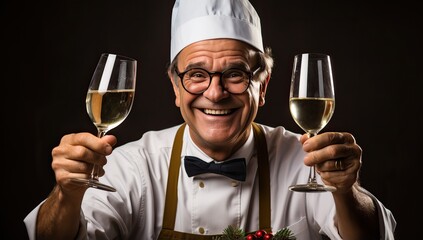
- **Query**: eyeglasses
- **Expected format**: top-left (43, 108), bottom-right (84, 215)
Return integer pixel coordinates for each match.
top-left (174, 66), bottom-right (260, 95)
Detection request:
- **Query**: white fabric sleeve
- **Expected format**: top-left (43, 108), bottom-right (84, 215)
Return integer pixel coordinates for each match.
top-left (319, 207), bottom-right (342, 239)
top-left (23, 200), bottom-right (89, 240)
top-left (23, 200), bottom-right (45, 240)
top-left (75, 209), bottom-right (88, 240)
top-left (359, 187), bottom-right (397, 240)
top-left (319, 187), bottom-right (397, 240)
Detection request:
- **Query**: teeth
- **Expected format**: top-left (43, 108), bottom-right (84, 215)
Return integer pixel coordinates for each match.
top-left (204, 109), bottom-right (231, 115)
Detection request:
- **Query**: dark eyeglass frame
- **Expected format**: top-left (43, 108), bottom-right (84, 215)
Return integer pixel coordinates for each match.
top-left (174, 66), bottom-right (261, 95)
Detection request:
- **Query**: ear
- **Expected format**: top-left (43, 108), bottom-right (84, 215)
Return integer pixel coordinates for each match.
top-left (259, 71), bottom-right (271, 106)
top-left (168, 69), bottom-right (181, 107)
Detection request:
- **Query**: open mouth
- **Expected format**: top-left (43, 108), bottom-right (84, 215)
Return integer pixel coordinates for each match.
top-left (203, 109), bottom-right (234, 116)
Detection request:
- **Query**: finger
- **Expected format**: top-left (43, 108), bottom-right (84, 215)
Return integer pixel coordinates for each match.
top-left (299, 133), bottom-right (310, 144)
top-left (317, 167), bottom-right (358, 192)
top-left (334, 159), bottom-right (344, 171)
top-left (315, 159), bottom-right (345, 172)
top-left (54, 158), bottom-right (107, 187)
top-left (333, 159), bottom-right (347, 171)
top-left (61, 133), bottom-right (115, 155)
top-left (303, 132), bottom-right (355, 152)
top-left (326, 132), bottom-right (356, 145)
top-left (304, 143), bottom-right (360, 166)
top-left (52, 149), bottom-right (108, 173)
top-left (52, 143), bottom-right (108, 166)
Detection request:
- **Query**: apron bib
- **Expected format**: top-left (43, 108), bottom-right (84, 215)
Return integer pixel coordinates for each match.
top-left (158, 123), bottom-right (270, 239)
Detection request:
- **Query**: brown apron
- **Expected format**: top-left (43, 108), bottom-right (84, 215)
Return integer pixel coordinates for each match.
top-left (158, 122), bottom-right (270, 239)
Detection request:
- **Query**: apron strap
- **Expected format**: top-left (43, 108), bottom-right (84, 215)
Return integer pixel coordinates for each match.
top-left (162, 123), bottom-right (186, 230)
top-left (159, 122), bottom-right (271, 238)
top-left (252, 122), bottom-right (271, 232)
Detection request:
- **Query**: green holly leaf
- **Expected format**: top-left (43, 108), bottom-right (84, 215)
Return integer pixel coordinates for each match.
top-left (273, 227), bottom-right (296, 240)
top-left (213, 225), bottom-right (245, 240)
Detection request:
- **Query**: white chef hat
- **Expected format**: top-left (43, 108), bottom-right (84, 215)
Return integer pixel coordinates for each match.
top-left (170, 0), bottom-right (264, 62)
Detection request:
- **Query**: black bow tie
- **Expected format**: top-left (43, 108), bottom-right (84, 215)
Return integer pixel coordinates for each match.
top-left (184, 156), bottom-right (246, 181)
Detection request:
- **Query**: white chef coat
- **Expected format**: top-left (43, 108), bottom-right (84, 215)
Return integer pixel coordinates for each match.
top-left (24, 123), bottom-right (396, 239)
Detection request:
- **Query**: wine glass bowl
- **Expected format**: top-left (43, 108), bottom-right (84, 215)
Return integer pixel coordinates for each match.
top-left (288, 53), bottom-right (336, 192)
top-left (86, 88), bottom-right (135, 136)
top-left (72, 53), bottom-right (137, 192)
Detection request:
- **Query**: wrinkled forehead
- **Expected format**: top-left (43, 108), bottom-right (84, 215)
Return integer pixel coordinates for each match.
top-left (177, 39), bottom-right (259, 70)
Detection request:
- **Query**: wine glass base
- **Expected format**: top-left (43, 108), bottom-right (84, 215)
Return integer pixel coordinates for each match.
top-left (289, 183), bottom-right (336, 192)
top-left (71, 178), bottom-right (116, 192)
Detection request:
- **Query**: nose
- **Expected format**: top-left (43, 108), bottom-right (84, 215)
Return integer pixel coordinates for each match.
top-left (202, 74), bottom-right (230, 102)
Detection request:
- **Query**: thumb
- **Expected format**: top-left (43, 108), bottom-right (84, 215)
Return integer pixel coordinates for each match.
top-left (101, 135), bottom-right (118, 148)
top-left (300, 133), bottom-right (310, 144)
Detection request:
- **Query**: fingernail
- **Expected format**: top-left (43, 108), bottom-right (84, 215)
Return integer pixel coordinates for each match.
top-left (105, 145), bottom-right (113, 154)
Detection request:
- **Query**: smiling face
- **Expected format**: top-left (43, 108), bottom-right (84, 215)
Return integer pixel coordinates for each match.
top-left (169, 39), bottom-right (269, 161)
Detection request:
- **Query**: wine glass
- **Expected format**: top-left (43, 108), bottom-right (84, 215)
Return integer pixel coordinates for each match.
top-left (288, 53), bottom-right (336, 192)
top-left (71, 53), bottom-right (137, 192)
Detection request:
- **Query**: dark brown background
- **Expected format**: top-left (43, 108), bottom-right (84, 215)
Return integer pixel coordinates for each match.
top-left (3, 1), bottom-right (421, 239)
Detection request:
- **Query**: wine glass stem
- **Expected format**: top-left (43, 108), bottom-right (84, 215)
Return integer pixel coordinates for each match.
top-left (89, 130), bottom-right (107, 181)
top-left (308, 165), bottom-right (317, 184)
top-left (307, 132), bottom-right (318, 185)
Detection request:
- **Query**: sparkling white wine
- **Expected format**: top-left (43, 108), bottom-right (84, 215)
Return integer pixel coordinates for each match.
top-left (86, 89), bottom-right (135, 132)
top-left (289, 97), bottom-right (335, 135)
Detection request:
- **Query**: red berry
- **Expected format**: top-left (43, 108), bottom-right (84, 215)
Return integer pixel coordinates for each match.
top-left (254, 230), bottom-right (266, 239)
top-left (263, 233), bottom-right (273, 239)
top-left (246, 234), bottom-right (257, 240)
